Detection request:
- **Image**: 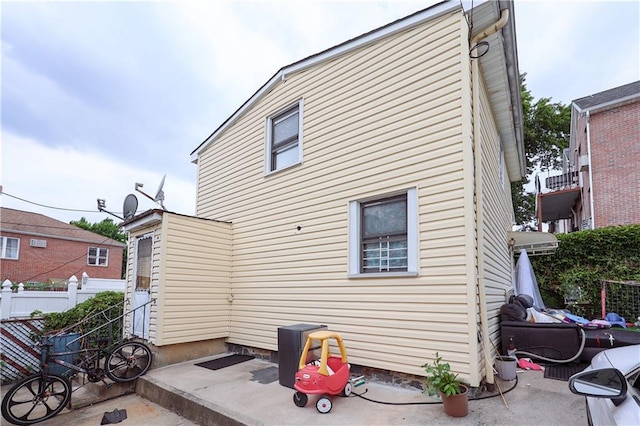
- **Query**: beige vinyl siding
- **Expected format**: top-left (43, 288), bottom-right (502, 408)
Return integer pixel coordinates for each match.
top-left (197, 11), bottom-right (472, 379)
top-left (155, 213), bottom-right (232, 346)
top-left (477, 68), bottom-right (514, 360)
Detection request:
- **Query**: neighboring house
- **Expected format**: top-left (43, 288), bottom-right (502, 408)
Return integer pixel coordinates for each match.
top-left (123, 0), bottom-right (531, 387)
top-left (537, 80), bottom-right (640, 232)
top-left (0, 207), bottom-right (125, 284)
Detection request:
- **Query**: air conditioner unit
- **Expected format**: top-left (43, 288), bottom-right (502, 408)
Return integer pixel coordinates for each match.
top-left (30, 239), bottom-right (47, 248)
top-left (579, 155), bottom-right (590, 171)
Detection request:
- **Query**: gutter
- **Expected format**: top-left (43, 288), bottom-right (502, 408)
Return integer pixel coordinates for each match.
top-left (469, 5), bottom-right (510, 387)
top-left (585, 111), bottom-right (595, 229)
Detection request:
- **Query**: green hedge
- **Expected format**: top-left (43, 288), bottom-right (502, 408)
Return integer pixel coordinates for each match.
top-left (530, 225), bottom-right (640, 320)
top-left (33, 291), bottom-right (125, 347)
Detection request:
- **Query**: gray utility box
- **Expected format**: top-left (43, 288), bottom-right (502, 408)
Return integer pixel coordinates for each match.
top-left (277, 324), bottom-right (327, 389)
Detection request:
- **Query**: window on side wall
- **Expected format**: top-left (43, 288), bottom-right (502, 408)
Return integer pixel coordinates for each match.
top-left (348, 188), bottom-right (418, 276)
top-left (266, 100), bottom-right (303, 173)
top-left (87, 247), bottom-right (108, 266)
top-left (0, 237), bottom-right (20, 259)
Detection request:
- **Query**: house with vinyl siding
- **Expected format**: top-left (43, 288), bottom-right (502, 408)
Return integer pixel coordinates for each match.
top-left (122, 0), bottom-right (526, 388)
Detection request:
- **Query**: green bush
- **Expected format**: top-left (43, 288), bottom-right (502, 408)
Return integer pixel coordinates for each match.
top-left (36, 291), bottom-right (125, 346)
top-left (530, 225), bottom-right (640, 320)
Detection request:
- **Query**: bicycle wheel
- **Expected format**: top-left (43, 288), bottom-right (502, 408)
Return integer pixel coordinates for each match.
top-left (1, 373), bottom-right (71, 425)
top-left (105, 341), bottom-right (152, 382)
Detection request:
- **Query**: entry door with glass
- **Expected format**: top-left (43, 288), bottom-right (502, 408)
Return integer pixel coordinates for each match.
top-left (132, 234), bottom-right (152, 338)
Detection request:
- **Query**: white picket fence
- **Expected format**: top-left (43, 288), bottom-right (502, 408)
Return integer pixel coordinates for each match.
top-left (0, 273), bottom-right (126, 320)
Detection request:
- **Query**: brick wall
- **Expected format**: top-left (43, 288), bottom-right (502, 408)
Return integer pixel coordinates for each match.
top-left (0, 231), bottom-right (123, 283)
top-left (590, 101), bottom-right (640, 227)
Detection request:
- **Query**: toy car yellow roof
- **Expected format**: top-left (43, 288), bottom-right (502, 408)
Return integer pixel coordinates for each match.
top-left (299, 330), bottom-right (348, 374)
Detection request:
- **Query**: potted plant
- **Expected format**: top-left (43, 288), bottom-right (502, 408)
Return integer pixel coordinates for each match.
top-left (422, 352), bottom-right (468, 417)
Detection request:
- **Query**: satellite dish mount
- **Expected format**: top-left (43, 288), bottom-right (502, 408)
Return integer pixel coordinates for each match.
top-left (135, 174), bottom-right (167, 210)
top-left (97, 199), bottom-right (124, 221)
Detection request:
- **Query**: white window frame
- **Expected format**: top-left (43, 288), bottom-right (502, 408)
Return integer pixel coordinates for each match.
top-left (348, 188), bottom-right (418, 277)
top-left (134, 233), bottom-right (153, 292)
top-left (265, 99), bottom-right (304, 174)
top-left (0, 237), bottom-right (20, 260)
top-left (87, 247), bottom-right (109, 266)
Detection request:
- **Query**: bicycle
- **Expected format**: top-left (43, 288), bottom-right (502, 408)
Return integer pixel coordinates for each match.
top-left (1, 334), bottom-right (152, 425)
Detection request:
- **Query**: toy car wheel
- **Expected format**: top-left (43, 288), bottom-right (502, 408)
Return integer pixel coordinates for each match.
top-left (341, 382), bottom-right (352, 397)
top-left (316, 396), bottom-right (332, 414)
top-left (293, 391), bottom-right (308, 407)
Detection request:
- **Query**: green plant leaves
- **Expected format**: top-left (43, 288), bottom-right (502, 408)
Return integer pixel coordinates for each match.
top-left (531, 225), bottom-right (640, 319)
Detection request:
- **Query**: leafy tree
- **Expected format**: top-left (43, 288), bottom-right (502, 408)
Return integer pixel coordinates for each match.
top-left (71, 217), bottom-right (127, 278)
top-left (511, 74), bottom-right (572, 228)
top-left (70, 217), bottom-right (126, 243)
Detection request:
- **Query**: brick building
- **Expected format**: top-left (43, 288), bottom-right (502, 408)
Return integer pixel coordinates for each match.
top-left (0, 207), bottom-right (125, 284)
top-left (537, 81), bottom-right (640, 231)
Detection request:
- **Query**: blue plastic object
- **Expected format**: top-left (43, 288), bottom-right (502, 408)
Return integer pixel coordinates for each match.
top-left (605, 312), bottom-right (627, 328)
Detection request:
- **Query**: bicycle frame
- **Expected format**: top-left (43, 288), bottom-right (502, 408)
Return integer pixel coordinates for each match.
top-left (39, 337), bottom-right (110, 384)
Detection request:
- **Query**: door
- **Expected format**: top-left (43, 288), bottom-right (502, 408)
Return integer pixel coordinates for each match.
top-left (132, 233), bottom-right (152, 339)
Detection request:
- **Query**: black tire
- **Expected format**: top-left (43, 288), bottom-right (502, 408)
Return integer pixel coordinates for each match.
top-left (105, 341), bottom-right (152, 382)
top-left (293, 391), bottom-right (308, 407)
top-left (1, 373), bottom-right (72, 425)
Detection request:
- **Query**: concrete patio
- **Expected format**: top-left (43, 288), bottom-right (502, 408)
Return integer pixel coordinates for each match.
top-left (25, 353), bottom-right (588, 426)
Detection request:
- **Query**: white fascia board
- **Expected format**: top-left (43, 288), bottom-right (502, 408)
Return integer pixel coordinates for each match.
top-left (190, 0), bottom-right (458, 163)
top-left (123, 212), bottom-right (163, 233)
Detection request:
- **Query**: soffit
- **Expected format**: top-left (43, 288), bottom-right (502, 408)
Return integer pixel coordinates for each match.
top-left (508, 231), bottom-right (559, 256)
top-left (470, 1), bottom-right (525, 181)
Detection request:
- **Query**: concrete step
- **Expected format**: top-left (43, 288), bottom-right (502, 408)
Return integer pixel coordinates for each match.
top-left (136, 374), bottom-right (256, 426)
top-left (70, 377), bottom-right (136, 409)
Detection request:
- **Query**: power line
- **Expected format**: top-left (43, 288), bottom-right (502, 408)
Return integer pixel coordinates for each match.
top-left (1, 221), bottom-right (122, 232)
top-left (1, 191), bottom-right (101, 213)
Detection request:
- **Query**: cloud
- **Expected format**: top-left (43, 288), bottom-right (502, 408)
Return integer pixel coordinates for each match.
top-left (1, 132), bottom-right (196, 224)
top-left (516, 0), bottom-right (640, 104)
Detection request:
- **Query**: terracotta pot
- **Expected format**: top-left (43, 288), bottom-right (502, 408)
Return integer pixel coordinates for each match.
top-left (441, 384), bottom-right (468, 417)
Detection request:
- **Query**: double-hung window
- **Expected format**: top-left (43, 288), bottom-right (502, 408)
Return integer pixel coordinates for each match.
top-left (0, 237), bottom-right (20, 259)
top-left (87, 247), bottom-right (108, 266)
top-left (266, 100), bottom-right (303, 173)
top-left (349, 188), bottom-right (418, 276)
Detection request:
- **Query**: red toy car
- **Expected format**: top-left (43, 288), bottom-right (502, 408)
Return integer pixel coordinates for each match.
top-left (293, 330), bottom-right (351, 413)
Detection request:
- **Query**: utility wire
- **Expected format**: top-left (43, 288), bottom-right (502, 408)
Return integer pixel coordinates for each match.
top-left (1, 191), bottom-right (102, 214)
top-left (0, 221), bottom-right (121, 232)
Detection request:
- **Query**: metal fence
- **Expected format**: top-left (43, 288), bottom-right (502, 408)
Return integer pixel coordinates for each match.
top-left (1, 318), bottom-right (45, 384)
top-left (1, 299), bottom-right (152, 385)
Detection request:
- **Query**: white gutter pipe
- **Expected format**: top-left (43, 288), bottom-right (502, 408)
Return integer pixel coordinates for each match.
top-left (586, 111), bottom-right (595, 229)
top-left (471, 9), bottom-right (509, 44)
top-left (470, 6), bottom-right (510, 387)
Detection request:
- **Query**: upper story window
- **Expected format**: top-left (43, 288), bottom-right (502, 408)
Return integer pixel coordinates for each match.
top-left (88, 247), bottom-right (108, 266)
top-left (266, 100), bottom-right (303, 173)
top-left (348, 188), bottom-right (418, 277)
top-left (0, 237), bottom-right (20, 259)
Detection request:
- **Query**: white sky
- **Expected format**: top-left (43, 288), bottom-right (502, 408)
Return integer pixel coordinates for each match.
top-left (1, 0), bottom-right (639, 224)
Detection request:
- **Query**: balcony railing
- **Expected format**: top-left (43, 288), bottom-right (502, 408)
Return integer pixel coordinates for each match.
top-left (544, 171), bottom-right (578, 191)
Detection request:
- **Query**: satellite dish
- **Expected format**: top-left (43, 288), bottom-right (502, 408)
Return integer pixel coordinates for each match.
top-left (134, 174), bottom-right (167, 210)
top-left (123, 194), bottom-right (139, 220)
top-left (154, 175), bottom-right (166, 206)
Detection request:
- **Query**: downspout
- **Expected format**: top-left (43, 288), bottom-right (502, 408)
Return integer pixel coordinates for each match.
top-left (471, 9), bottom-right (509, 44)
top-left (469, 7), bottom-right (510, 386)
top-left (586, 111), bottom-right (595, 229)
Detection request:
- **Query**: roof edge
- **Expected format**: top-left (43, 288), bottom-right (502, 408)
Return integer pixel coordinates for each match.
top-left (573, 91), bottom-right (640, 115)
